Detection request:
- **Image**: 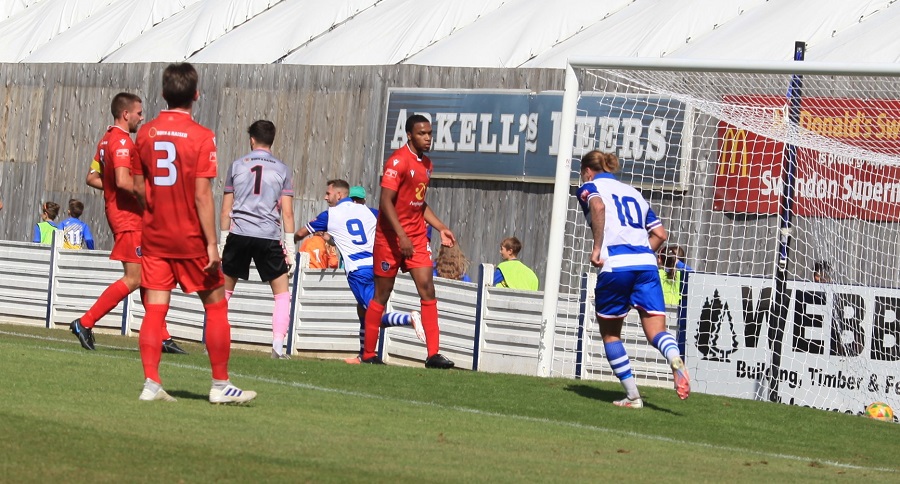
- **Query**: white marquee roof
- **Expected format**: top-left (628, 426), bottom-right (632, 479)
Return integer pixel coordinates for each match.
top-left (2, 0), bottom-right (899, 67)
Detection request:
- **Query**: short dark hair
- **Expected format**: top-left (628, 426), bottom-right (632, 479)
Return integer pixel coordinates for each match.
top-left (43, 201), bottom-right (60, 220)
top-left (248, 120), bottom-right (276, 146)
top-left (68, 199), bottom-right (84, 218)
top-left (110, 92), bottom-right (141, 119)
top-left (327, 179), bottom-right (350, 192)
top-left (162, 63), bottom-right (198, 109)
top-left (405, 114), bottom-right (430, 134)
top-left (501, 236), bottom-right (523, 256)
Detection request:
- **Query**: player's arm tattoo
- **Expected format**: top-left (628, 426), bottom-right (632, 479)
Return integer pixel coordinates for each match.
top-left (589, 196), bottom-right (605, 251)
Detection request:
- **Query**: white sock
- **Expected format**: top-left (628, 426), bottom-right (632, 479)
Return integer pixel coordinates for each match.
top-left (212, 379), bottom-right (230, 390)
top-left (622, 377), bottom-right (641, 400)
top-left (144, 378), bottom-right (162, 392)
top-left (272, 335), bottom-right (285, 355)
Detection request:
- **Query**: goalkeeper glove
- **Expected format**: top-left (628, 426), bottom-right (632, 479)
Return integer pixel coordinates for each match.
top-left (219, 230), bottom-right (229, 258)
top-left (284, 236), bottom-right (296, 275)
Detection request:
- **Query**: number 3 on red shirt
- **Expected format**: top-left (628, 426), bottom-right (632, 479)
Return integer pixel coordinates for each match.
top-left (154, 141), bottom-right (178, 187)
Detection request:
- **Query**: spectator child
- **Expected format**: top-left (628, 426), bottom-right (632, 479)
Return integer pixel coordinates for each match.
top-left (434, 243), bottom-right (472, 282)
top-left (493, 236), bottom-right (539, 290)
top-left (671, 245), bottom-right (693, 272)
top-left (33, 201), bottom-right (60, 245)
top-left (300, 231), bottom-right (339, 269)
top-left (58, 198), bottom-right (95, 250)
top-left (657, 247), bottom-right (681, 307)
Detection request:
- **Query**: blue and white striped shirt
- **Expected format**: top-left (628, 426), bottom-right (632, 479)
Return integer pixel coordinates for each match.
top-left (576, 172), bottom-right (662, 273)
top-left (306, 198), bottom-right (378, 273)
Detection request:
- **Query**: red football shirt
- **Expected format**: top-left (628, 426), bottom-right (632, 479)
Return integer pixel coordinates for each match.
top-left (376, 144), bottom-right (432, 239)
top-left (93, 126), bottom-right (142, 233)
top-left (134, 110), bottom-right (217, 259)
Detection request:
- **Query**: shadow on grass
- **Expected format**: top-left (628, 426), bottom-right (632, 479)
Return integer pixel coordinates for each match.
top-left (167, 390), bottom-right (211, 401)
top-left (94, 345), bottom-right (139, 354)
top-left (565, 384), bottom-right (679, 415)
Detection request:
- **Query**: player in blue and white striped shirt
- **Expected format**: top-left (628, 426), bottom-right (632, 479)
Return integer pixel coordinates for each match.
top-left (576, 150), bottom-right (690, 407)
top-left (295, 180), bottom-right (425, 364)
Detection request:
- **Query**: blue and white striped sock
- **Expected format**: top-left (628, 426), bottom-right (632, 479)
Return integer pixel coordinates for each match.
top-left (604, 340), bottom-right (634, 381)
top-left (604, 340), bottom-right (640, 399)
top-left (652, 332), bottom-right (681, 364)
top-left (381, 312), bottom-right (410, 327)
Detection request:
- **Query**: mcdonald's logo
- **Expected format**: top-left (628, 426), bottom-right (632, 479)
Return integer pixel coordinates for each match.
top-left (719, 128), bottom-right (749, 177)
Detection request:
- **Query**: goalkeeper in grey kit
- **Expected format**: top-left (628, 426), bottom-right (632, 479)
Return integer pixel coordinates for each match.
top-left (219, 120), bottom-right (296, 359)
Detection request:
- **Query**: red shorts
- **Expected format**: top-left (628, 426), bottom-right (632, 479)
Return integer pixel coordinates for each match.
top-left (373, 233), bottom-right (432, 277)
top-left (110, 231), bottom-right (142, 263)
top-left (141, 254), bottom-right (224, 293)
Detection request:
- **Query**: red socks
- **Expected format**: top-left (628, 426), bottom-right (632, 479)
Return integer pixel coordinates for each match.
top-left (362, 300), bottom-right (385, 360)
top-left (138, 303), bottom-right (167, 383)
top-left (81, 280), bottom-right (131, 328)
top-left (141, 299), bottom-right (230, 383)
top-left (362, 300), bottom-right (439, 358)
top-left (204, 299), bottom-right (231, 381)
top-left (86, 282), bottom-right (172, 339)
top-left (421, 299), bottom-right (440, 357)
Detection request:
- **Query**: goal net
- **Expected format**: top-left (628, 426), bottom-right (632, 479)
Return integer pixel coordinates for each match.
top-left (538, 57), bottom-right (900, 418)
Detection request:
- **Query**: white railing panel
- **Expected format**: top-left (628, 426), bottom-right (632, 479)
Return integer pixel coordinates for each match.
top-left (0, 239), bottom-right (677, 388)
top-left (53, 249), bottom-right (128, 332)
top-left (295, 269), bottom-right (360, 352)
top-left (476, 287), bottom-right (544, 373)
top-left (0, 242), bottom-right (51, 325)
top-left (382, 275), bottom-right (477, 368)
top-left (228, 280), bottom-right (281, 346)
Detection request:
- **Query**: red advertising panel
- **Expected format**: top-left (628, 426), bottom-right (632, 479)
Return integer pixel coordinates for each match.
top-left (713, 95), bottom-right (900, 221)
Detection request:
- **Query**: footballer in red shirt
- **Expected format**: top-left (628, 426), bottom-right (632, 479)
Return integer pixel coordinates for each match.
top-left (132, 63), bottom-right (255, 404)
top-left (135, 110), bottom-right (218, 262)
top-left (95, 125), bottom-right (142, 237)
top-left (373, 141), bottom-right (434, 274)
top-left (363, 114), bottom-right (457, 369)
top-left (70, 93), bottom-right (186, 356)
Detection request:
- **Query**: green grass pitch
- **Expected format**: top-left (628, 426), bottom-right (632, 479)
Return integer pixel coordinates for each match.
top-left (0, 323), bottom-right (897, 483)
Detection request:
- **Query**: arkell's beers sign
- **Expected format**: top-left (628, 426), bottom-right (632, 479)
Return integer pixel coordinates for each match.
top-left (383, 89), bottom-right (687, 188)
top-left (713, 95), bottom-right (900, 221)
top-left (686, 273), bottom-right (900, 415)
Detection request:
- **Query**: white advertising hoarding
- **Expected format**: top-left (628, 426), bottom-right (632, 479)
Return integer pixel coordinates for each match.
top-left (685, 273), bottom-right (900, 415)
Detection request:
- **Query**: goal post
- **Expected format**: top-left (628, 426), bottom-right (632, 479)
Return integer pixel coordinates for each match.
top-left (539, 56), bottom-right (900, 417)
top-left (536, 63), bottom-right (580, 378)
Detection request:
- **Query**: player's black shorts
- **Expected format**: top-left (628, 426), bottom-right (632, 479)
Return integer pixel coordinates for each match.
top-left (222, 233), bottom-right (288, 282)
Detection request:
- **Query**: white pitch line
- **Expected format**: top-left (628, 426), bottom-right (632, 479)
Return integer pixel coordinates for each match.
top-left (0, 329), bottom-right (896, 474)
